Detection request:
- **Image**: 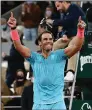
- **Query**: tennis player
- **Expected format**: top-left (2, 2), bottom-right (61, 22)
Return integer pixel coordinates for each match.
top-left (8, 12), bottom-right (86, 110)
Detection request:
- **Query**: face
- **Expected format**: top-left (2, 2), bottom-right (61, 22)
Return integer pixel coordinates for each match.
top-left (39, 33), bottom-right (53, 52)
top-left (16, 70), bottom-right (24, 81)
top-left (45, 7), bottom-right (52, 18)
top-left (55, 1), bottom-right (65, 12)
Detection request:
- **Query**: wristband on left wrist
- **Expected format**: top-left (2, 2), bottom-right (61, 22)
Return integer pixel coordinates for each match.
top-left (10, 30), bottom-right (20, 41)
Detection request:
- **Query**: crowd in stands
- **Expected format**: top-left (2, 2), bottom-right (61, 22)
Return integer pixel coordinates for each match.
top-left (1, 1), bottom-right (92, 110)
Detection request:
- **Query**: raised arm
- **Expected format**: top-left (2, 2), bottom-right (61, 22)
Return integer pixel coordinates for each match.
top-left (64, 17), bottom-right (86, 58)
top-left (53, 35), bottom-right (70, 50)
top-left (7, 12), bottom-right (30, 58)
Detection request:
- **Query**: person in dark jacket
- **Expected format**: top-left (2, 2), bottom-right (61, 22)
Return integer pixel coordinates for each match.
top-left (14, 69), bottom-right (31, 95)
top-left (21, 83), bottom-right (33, 110)
top-left (2, 26), bottom-right (26, 88)
top-left (46, 1), bottom-right (86, 81)
top-left (38, 5), bottom-right (60, 40)
top-left (21, 1), bottom-right (42, 41)
top-left (47, 1), bottom-right (86, 39)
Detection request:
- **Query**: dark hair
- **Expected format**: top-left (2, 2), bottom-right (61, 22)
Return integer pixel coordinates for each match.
top-left (65, 1), bottom-right (71, 3)
top-left (16, 69), bottom-right (24, 73)
top-left (35, 30), bottom-right (54, 45)
top-left (16, 69), bottom-right (26, 79)
top-left (58, 1), bottom-right (71, 3)
top-left (46, 5), bottom-right (53, 11)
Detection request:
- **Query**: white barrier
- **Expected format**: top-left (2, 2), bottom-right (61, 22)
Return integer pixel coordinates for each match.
top-left (1, 95), bottom-right (75, 98)
top-left (1, 95), bottom-right (75, 108)
top-left (4, 106), bottom-right (21, 108)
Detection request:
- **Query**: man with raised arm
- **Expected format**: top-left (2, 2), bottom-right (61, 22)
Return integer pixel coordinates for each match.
top-left (8, 12), bottom-right (86, 110)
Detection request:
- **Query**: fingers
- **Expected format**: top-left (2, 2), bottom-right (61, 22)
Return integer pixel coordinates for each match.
top-left (78, 16), bottom-right (81, 22)
top-left (10, 12), bottom-right (16, 21)
top-left (10, 12), bottom-right (15, 21)
top-left (7, 22), bottom-right (15, 27)
top-left (7, 18), bottom-right (14, 25)
top-left (77, 16), bottom-right (86, 28)
top-left (78, 16), bottom-right (84, 25)
top-left (78, 21), bottom-right (86, 29)
top-left (8, 17), bottom-right (16, 23)
top-left (11, 12), bottom-right (14, 18)
top-left (7, 12), bottom-right (16, 28)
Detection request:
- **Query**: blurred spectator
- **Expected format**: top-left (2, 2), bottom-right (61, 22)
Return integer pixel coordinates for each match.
top-left (53, 1), bottom-right (86, 38)
top-left (1, 18), bottom-right (11, 42)
top-left (44, 5), bottom-right (60, 19)
top-left (38, 5), bottom-right (60, 39)
top-left (21, 1), bottom-right (42, 41)
top-left (36, 1), bottom-right (50, 19)
top-left (21, 83), bottom-right (33, 110)
top-left (2, 26), bottom-right (26, 88)
top-left (4, 69), bottom-right (31, 110)
top-left (13, 69), bottom-right (31, 95)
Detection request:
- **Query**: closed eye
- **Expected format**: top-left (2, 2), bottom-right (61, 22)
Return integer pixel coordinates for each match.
top-left (43, 38), bottom-right (53, 41)
top-left (49, 38), bottom-right (53, 40)
top-left (43, 38), bottom-right (48, 41)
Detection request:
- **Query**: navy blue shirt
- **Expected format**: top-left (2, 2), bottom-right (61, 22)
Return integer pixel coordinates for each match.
top-left (53, 3), bottom-right (86, 38)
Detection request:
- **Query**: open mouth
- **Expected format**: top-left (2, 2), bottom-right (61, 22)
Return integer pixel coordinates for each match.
top-left (45, 44), bottom-right (53, 51)
top-left (47, 44), bottom-right (52, 46)
top-left (46, 44), bottom-right (53, 47)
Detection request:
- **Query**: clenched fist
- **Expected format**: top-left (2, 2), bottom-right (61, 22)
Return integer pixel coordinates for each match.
top-left (7, 12), bottom-right (17, 29)
top-left (77, 16), bottom-right (86, 29)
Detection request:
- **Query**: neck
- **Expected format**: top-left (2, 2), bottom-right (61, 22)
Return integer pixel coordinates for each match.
top-left (42, 49), bottom-right (51, 58)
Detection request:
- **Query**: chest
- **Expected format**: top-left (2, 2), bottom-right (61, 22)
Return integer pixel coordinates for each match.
top-left (34, 54), bottom-right (64, 64)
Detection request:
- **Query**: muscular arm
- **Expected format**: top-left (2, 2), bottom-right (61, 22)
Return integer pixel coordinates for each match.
top-left (64, 35), bottom-right (84, 58)
top-left (53, 35), bottom-right (70, 50)
top-left (8, 12), bottom-right (31, 58)
top-left (12, 38), bottom-right (30, 58)
top-left (11, 30), bottom-right (30, 58)
top-left (64, 19), bottom-right (85, 58)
